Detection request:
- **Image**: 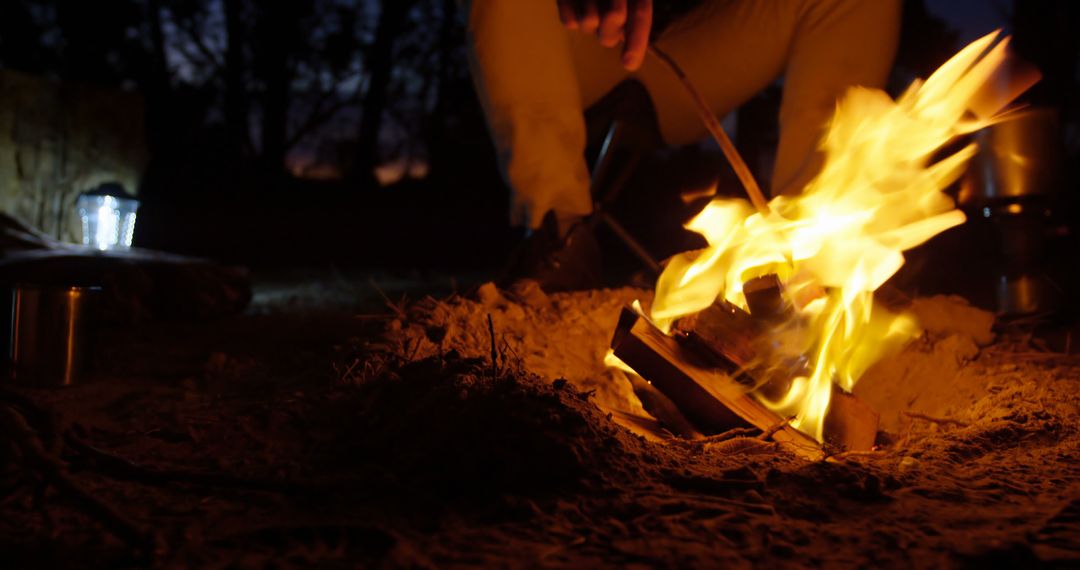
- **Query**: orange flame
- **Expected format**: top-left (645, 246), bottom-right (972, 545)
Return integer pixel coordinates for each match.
top-left (644, 32), bottom-right (1033, 442)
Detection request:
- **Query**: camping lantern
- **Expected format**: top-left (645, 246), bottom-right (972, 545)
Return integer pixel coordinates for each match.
top-left (76, 183), bottom-right (139, 251)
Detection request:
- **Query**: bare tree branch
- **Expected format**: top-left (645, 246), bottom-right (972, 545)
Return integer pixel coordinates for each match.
top-left (173, 12), bottom-right (225, 73)
top-left (284, 96), bottom-right (352, 152)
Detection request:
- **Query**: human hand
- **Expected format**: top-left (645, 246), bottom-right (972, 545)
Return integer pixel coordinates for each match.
top-left (557, 0), bottom-right (653, 71)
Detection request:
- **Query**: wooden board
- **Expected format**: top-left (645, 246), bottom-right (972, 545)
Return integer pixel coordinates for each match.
top-left (613, 307), bottom-right (880, 457)
top-left (612, 308), bottom-right (825, 461)
top-left (825, 390), bottom-right (880, 452)
top-left (672, 301), bottom-right (759, 370)
top-left (674, 295), bottom-right (879, 452)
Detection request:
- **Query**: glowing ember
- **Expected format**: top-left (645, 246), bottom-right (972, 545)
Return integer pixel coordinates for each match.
top-left (635, 32), bottom-right (1035, 442)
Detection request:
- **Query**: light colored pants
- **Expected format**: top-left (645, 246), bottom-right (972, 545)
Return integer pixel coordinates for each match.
top-left (465, 0), bottom-right (901, 229)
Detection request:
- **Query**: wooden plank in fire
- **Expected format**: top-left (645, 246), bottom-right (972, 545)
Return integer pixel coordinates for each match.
top-left (672, 280), bottom-right (880, 453)
top-left (611, 308), bottom-right (825, 461)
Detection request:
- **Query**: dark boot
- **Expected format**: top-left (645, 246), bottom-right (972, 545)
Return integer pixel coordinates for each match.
top-left (496, 211), bottom-right (602, 293)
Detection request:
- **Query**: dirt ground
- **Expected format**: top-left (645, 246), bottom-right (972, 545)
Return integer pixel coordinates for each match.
top-left (0, 278), bottom-right (1077, 568)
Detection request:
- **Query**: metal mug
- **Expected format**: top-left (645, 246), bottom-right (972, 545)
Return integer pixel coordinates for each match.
top-left (959, 107), bottom-right (1063, 205)
top-left (7, 285), bottom-right (101, 387)
top-left (958, 107), bottom-right (1064, 317)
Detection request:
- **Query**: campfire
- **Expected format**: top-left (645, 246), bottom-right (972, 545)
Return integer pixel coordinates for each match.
top-left (610, 31), bottom-right (1039, 457)
top-left (5, 1), bottom-right (1080, 566)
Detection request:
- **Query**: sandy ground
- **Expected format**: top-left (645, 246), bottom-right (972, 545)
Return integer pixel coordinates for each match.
top-left (0, 281), bottom-right (1077, 568)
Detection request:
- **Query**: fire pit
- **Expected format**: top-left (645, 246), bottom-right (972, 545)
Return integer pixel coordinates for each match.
top-left (377, 279), bottom-right (1077, 566)
top-left (365, 32), bottom-right (1078, 563)
top-left (590, 31), bottom-right (1038, 459)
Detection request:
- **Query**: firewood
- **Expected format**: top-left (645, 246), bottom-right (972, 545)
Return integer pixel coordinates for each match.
top-left (648, 45), bottom-right (770, 215)
top-left (623, 373), bottom-right (703, 439)
top-left (825, 390), bottom-right (880, 451)
top-left (668, 274), bottom-right (793, 372)
top-left (611, 308), bottom-right (825, 461)
top-left (672, 300), bottom-right (759, 372)
top-left (613, 307), bottom-right (880, 455)
top-left (671, 272), bottom-right (878, 451)
top-left (743, 274), bottom-right (792, 321)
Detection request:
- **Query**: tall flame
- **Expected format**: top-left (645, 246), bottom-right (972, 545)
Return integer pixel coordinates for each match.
top-left (646, 32), bottom-right (1032, 442)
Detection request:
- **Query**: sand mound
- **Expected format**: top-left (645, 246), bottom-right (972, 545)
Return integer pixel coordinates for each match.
top-left (364, 285), bottom-right (1079, 566)
top-left (383, 281), bottom-right (650, 415)
top-left (385, 284), bottom-right (1020, 441)
top-left (333, 354), bottom-right (654, 496)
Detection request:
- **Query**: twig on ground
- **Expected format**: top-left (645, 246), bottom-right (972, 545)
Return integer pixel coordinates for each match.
top-left (0, 477), bottom-right (31, 509)
top-left (0, 405), bottom-right (159, 556)
top-left (700, 427), bottom-right (761, 443)
top-left (826, 450), bottom-right (886, 462)
top-left (368, 277), bottom-right (407, 319)
top-left (335, 358), bottom-right (361, 383)
top-left (65, 433), bottom-right (311, 494)
top-left (758, 416), bottom-right (795, 441)
top-left (669, 427), bottom-right (760, 448)
top-left (488, 314), bottom-right (498, 379)
top-left (1031, 337), bottom-right (1054, 353)
top-left (539, 535), bottom-right (588, 563)
top-left (0, 387), bottom-right (59, 452)
top-left (500, 339), bottom-right (518, 361)
top-left (401, 337), bottom-right (422, 362)
top-left (500, 337), bottom-right (523, 371)
top-left (902, 411), bottom-right (969, 427)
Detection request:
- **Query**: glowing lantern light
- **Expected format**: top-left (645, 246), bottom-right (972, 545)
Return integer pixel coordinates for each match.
top-left (76, 183), bottom-right (139, 251)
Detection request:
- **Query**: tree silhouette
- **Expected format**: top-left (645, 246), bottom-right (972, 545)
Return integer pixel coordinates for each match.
top-left (0, 0), bottom-right (483, 192)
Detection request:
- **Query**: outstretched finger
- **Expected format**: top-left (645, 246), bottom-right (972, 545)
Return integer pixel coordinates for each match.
top-left (598, 0), bottom-right (628, 48)
top-left (557, 0), bottom-right (579, 30)
top-left (580, 0), bottom-right (601, 34)
top-left (622, 0), bottom-right (652, 70)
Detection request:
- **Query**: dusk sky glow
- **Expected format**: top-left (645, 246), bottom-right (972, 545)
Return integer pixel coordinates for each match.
top-left (927, 0), bottom-right (1012, 41)
top-left (156, 0), bottom-right (1021, 181)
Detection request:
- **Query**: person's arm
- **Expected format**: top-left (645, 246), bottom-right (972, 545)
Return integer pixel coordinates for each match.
top-left (556, 0), bottom-right (653, 70)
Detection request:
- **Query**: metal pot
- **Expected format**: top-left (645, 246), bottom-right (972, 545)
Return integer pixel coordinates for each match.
top-left (959, 107), bottom-right (1063, 205)
top-left (958, 107), bottom-right (1064, 317)
top-left (7, 285), bottom-right (101, 387)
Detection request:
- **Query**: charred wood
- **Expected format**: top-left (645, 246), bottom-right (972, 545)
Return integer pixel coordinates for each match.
top-left (611, 308), bottom-right (825, 460)
top-left (613, 301), bottom-right (880, 455)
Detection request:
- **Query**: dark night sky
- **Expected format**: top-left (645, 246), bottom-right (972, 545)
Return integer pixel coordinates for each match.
top-left (927, 0), bottom-right (1012, 41)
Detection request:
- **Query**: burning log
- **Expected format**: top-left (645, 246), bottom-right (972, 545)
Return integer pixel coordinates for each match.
top-left (671, 300), bottom-right (758, 373)
top-left (676, 273), bottom-right (877, 450)
top-left (825, 390), bottom-right (880, 452)
top-left (611, 307), bottom-right (825, 460)
top-left (624, 31), bottom-right (1032, 458)
top-left (611, 296), bottom-right (879, 457)
top-left (742, 274), bottom-right (793, 321)
top-left (668, 273), bottom-right (792, 372)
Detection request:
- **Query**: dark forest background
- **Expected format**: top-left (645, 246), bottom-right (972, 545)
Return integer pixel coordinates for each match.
top-left (0, 0), bottom-right (1076, 272)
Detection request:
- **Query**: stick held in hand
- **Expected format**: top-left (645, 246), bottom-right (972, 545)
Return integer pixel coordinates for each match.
top-left (648, 44), bottom-right (771, 214)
